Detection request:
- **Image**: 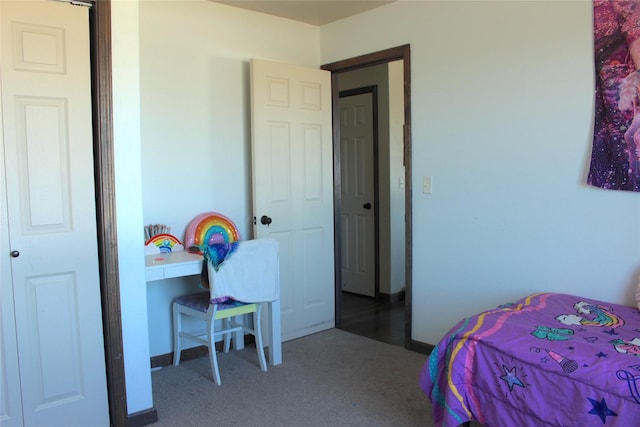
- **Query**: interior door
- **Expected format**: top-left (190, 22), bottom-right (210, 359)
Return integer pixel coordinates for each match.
top-left (250, 58), bottom-right (335, 341)
top-left (339, 91), bottom-right (376, 297)
top-left (0, 1), bottom-right (109, 425)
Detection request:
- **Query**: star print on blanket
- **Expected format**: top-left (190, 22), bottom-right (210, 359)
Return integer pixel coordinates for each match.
top-left (420, 293), bottom-right (640, 427)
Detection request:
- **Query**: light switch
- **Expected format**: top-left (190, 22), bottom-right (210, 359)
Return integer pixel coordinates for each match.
top-left (423, 176), bottom-right (433, 194)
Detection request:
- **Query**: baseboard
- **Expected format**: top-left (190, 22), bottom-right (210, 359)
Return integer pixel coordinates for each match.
top-left (151, 345), bottom-right (208, 368)
top-left (407, 339), bottom-right (433, 355)
top-left (378, 289), bottom-right (405, 304)
top-left (150, 336), bottom-right (257, 368)
top-left (127, 407), bottom-right (158, 427)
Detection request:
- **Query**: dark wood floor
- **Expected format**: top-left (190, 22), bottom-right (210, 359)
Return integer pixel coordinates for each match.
top-left (339, 292), bottom-right (405, 347)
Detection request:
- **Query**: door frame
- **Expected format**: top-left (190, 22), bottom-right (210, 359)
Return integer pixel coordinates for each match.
top-left (322, 44), bottom-right (417, 350)
top-left (89, 1), bottom-right (131, 426)
top-left (338, 86), bottom-right (380, 298)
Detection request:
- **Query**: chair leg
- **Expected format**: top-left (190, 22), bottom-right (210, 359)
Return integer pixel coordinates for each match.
top-left (223, 318), bottom-right (232, 353)
top-left (254, 304), bottom-right (267, 372)
top-left (207, 309), bottom-right (222, 385)
top-left (232, 315), bottom-right (244, 351)
top-left (172, 303), bottom-right (181, 366)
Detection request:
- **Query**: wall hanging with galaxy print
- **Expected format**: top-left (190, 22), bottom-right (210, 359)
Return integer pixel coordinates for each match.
top-left (590, 0), bottom-right (640, 192)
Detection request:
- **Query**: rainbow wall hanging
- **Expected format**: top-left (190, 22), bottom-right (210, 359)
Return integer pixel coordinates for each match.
top-left (183, 212), bottom-right (241, 251)
top-left (144, 233), bottom-right (184, 255)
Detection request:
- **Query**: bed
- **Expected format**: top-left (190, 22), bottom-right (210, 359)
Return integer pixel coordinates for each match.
top-left (420, 292), bottom-right (640, 426)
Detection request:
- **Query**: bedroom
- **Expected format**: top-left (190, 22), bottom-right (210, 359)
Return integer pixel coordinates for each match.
top-left (119, 0), bottom-right (640, 418)
top-left (2, 0), bottom-right (638, 425)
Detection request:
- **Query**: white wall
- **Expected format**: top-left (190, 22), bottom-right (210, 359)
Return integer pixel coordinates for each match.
top-left (321, 0), bottom-right (640, 344)
top-left (138, 1), bottom-right (321, 357)
top-left (111, 0), bottom-right (153, 415)
top-left (388, 60), bottom-right (405, 295)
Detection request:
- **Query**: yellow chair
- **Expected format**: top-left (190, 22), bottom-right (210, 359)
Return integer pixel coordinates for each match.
top-left (172, 291), bottom-right (267, 385)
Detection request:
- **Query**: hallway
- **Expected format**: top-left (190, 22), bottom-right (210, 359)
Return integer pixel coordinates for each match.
top-left (340, 292), bottom-right (405, 347)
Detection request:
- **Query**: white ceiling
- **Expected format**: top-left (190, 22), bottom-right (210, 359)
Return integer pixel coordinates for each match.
top-left (213, 0), bottom-right (394, 26)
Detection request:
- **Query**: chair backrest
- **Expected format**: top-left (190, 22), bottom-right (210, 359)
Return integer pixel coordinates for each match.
top-left (207, 238), bottom-right (280, 303)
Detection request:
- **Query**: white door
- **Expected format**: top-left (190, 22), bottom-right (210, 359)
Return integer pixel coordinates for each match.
top-left (339, 92), bottom-right (375, 297)
top-left (250, 59), bottom-right (335, 342)
top-left (0, 1), bottom-right (109, 426)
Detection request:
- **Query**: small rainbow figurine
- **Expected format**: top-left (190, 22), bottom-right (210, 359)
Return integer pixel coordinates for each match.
top-left (183, 212), bottom-right (241, 251)
top-left (144, 233), bottom-right (184, 255)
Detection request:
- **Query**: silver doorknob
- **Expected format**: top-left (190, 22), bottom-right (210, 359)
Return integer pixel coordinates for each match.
top-left (10, 250), bottom-right (20, 258)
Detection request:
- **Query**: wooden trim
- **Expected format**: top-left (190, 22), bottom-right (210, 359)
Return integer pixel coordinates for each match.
top-left (402, 47), bottom-right (413, 350)
top-left (90, 2), bottom-right (128, 426)
top-left (322, 44), bottom-right (414, 349)
top-left (127, 408), bottom-right (159, 427)
top-left (321, 45), bottom-right (410, 74)
top-left (330, 72), bottom-right (342, 329)
top-left (408, 340), bottom-right (433, 355)
top-left (151, 346), bottom-right (208, 368)
top-left (378, 289), bottom-right (405, 305)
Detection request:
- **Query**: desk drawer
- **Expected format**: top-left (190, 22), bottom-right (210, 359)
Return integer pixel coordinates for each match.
top-left (163, 261), bottom-right (201, 279)
top-left (146, 268), bottom-right (165, 282)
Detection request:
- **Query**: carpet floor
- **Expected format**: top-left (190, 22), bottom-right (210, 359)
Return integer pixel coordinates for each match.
top-left (151, 328), bottom-right (433, 426)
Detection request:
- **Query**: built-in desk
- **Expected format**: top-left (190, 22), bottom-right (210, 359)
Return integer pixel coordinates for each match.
top-left (145, 251), bottom-right (282, 366)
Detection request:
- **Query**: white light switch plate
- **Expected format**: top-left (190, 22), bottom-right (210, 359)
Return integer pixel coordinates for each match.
top-left (423, 176), bottom-right (433, 194)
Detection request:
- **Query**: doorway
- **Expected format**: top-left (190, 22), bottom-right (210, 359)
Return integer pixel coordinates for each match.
top-left (322, 45), bottom-right (412, 349)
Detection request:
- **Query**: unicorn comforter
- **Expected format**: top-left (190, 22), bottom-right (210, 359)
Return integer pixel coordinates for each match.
top-left (420, 293), bottom-right (640, 426)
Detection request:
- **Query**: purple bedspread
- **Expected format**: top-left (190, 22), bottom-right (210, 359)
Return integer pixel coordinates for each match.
top-left (420, 293), bottom-right (640, 426)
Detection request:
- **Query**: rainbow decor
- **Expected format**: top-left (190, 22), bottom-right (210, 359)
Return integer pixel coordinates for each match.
top-left (144, 233), bottom-right (184, 255)
top-left (184, 212), bottom-right (241, 250)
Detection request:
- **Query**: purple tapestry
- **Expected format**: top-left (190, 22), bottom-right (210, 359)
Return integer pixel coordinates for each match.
top-left (590, 0), bottom-right (640, 191)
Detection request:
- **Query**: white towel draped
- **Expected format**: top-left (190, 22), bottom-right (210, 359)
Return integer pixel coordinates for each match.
top-left (208, 238), bottom-right (280, 303)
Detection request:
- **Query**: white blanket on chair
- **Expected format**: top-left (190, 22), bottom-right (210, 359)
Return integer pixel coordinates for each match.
top-left (208, 238), bottom-right (280, 303)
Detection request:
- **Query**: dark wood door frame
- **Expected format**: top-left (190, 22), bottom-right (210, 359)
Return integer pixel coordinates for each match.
top-left (322, 44), bottom-right (425, 352)
top-left (338, 86), bottom-right (380, 299)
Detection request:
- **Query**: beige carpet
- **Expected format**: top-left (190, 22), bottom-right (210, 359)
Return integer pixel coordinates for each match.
top-left (151, 328), bottom-right (433, 426)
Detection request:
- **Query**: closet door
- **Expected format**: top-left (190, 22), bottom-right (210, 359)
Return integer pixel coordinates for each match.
top-left (0, 1), bottom-right (109, 426)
